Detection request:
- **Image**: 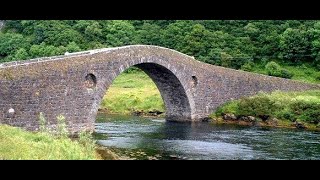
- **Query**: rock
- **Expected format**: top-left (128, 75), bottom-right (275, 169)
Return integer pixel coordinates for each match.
top-left (259, 115), bottom-right (270, 121)
top-left (239, 116), bottom-right (255, 122)
top-left (294, 121), bottom-right (306, 129)
top-left (239, 116), bottom-right (248, 121)
top-left (270, 117), bottom-right (278, 121)
top-left (202, 117), bottom-right (212, 122)
top-left (148, 110), bottom-right (163, 116)
top-left (267, 117), bottom-right (278, 126)
top-left (147, 156), bottom-right (158, 160)
top-left (223, 113), bottom-right (237, 121)
top-left (132, 111), bottom-right (143, 116)
top-left (247, 116), bottom-right (256, 122)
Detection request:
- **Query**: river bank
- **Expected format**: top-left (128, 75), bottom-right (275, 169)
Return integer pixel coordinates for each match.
top-left (209, 90), bottom-right (320, 131)
top-left (209, 117), bottom-right (320, 131)
top-left (0, 124), bottom-right (99, 160)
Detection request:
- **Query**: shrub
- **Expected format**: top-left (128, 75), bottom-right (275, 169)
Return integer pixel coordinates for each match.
top-left (290, 101), bottom-right (313, 115)
top-left (290, 101), bottom-right (320, 123)
top-left (279, 69), bottom-right (293, 79)
top-left (241, 61), bottom-right (255, 72)
top-left (265, 61), bottom-right (293, 79)
top-left (276, 108), bottom-right (297, 122)
top-left (237, 95), bottom-right (278, 121)
top-left (265, 61), bottom-right (281, 75)
top-left (301, 107), bottom-right (320, 123)
top-left (215, 101), bottom-right (239, 116)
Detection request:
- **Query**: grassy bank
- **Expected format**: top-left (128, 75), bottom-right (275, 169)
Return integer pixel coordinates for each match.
top-left (0, 125), bottom-right (100, 160)
top-left (100, 69), bottom-right (165, 115)
top-left (210, 90), bottom-right (320, 130)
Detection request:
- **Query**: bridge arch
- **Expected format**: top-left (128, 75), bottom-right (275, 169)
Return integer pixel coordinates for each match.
top-left (91, 61), bottom-right (196, 122)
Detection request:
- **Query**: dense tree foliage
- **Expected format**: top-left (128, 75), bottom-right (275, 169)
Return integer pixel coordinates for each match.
top-left (1, 20), bottom-right (319, 72)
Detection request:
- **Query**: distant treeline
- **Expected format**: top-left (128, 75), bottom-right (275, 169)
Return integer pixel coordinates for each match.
top-left (0, 20), bottom-right (319, 70)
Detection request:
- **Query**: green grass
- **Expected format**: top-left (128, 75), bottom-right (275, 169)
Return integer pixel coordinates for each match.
top-left (0, 125), bottom-right (99, 160)
top-left (250, 61), bottom-right (320, 84)
top-left (212, 90), bottom-right (320, 128)
top-left (100, 69), bottom-right (165, 114)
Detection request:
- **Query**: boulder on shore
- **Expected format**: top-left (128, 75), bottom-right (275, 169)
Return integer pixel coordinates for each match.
top-left (294, 121), bottom-right (306, 129)
top-left (223, 113), bottom-right (237, 121)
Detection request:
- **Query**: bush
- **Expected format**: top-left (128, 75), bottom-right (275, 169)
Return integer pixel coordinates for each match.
top-left (277, 111), bottom-right (296, 122)
top-left (265, 61), bottom-right (293, 79)
top-left (301, 107), bottom-right (320, 123)
top-left (279, 69), bottom-right (293, 79)
top-left (214, 101), bottom-right (239, 116)
top-left (241, 61), bottom-right (255, 72)
top-left (212, 90), bottom-right (320, 125)
top-left (290, 101), bottom-right (320, 123)
top-left (237, 95), bottom-right (278, 121)
top-left (265, 61), bottom-right (281, 74)
top-left (290, 101), bottom-right (313, 115)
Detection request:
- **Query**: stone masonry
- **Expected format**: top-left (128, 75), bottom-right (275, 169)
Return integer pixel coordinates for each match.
top-left (0, 45), bottom-right (319, 133)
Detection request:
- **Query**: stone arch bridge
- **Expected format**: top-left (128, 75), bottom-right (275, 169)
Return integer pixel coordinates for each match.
top-left (0, 45), bottom-right (319, 132)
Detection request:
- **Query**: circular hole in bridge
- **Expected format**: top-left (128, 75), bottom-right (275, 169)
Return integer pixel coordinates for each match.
top-left (85, 73), bottom-right (97, 89)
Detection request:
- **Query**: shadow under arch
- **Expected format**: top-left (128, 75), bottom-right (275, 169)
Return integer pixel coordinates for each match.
top-left (97, 62), bottom-right (194, 122)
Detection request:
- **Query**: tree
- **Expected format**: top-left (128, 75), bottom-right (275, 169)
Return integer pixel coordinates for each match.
top-left (104, 20), bottom-right (136, 47)
top-left (66, 42), bottom-right (81, 53)
top-left (161, 21), bottom-right (193, 51)
top-left (181, 24), bottom-right (212, 58)
top-left (29, 42), bottom-right (64, 58)
top-left (33, 21), bottom-right (84, 46)
top-left (309, 22), bottom-right (320, 68)
top-left (0, 32), bottom-right (30, 56)
top-left (136, 23), bottom-right (162, 45)
top-left (13, 48), bottom-right (29, 60)
top-left (279, 28), bottom-right (311, 63)
top-left (84, 21), bottom-right (103, 41)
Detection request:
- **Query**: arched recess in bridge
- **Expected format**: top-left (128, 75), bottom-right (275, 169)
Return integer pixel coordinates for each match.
top-left (93, 63), bottom-right (194, 122)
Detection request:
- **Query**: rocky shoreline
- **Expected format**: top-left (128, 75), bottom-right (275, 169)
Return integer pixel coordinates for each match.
top-left (210, 113), bottom-right (320, 131)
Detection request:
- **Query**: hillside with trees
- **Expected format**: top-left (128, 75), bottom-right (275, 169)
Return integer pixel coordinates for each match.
top-left (0, 20), bottom-right (319, 82)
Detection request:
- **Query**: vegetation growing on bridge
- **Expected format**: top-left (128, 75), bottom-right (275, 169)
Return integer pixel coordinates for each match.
top-left (210, 90), bottom-right (320, 130)
top-left (0, 20), bottom-right (319, 83)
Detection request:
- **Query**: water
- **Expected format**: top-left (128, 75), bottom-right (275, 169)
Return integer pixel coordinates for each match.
top-left (94, 113), bottom-right (320, 160)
